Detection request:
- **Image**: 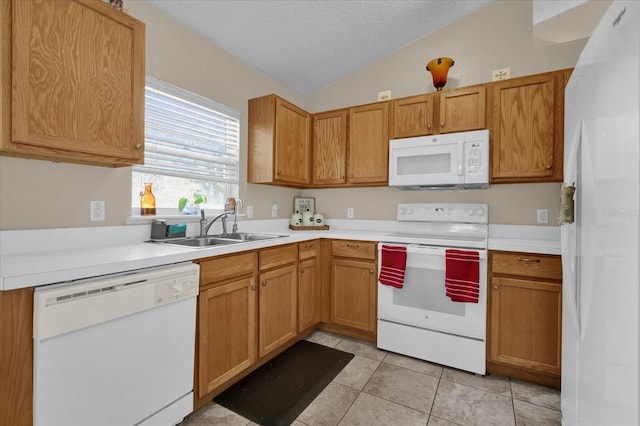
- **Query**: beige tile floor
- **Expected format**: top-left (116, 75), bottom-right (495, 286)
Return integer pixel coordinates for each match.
top-left (182, 330), bottom-right (561, 426)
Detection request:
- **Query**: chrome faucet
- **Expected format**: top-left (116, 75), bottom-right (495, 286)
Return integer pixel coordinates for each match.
top-left (200, 210), bottom-right (233, 237)
top-left (231, 199), bottom-right (242, 236)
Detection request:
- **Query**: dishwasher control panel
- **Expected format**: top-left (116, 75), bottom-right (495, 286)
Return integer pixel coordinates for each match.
top-left (155, 272), bottom-right (198, 304)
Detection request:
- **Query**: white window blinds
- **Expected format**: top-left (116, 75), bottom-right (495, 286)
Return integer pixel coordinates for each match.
top-left (134, 77), bottom-right (240, 185)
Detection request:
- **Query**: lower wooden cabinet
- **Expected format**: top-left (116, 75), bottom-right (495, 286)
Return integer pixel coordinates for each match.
top-left (0, 287), bottom-right (34, 426)
top-left (298, 241), bottom-right (320, 332)
top-left (258, 264), bottom-right (297, 358)
top-left (197, 277), bottom-right (256, 396)
top-left (487, 251), bottom-right (562, 388)
top-left (330, 240), bottom-right (377, 334)
top-left (196, 253), bottom-right (258, 399)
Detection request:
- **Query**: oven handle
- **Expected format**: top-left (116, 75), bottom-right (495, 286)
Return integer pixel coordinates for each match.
top-left (380, 243), bottom-right (486, 259)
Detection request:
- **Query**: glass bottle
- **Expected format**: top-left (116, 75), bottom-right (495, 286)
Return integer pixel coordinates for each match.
top-left (140, 182), bottom-right (156, 216)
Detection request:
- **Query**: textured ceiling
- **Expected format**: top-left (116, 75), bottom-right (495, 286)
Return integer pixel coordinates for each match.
top-left (145, 0), bottom-right (490, 96)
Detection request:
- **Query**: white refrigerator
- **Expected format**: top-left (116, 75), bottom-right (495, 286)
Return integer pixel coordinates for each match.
top-left (561, 1), bottom-right (639, 425)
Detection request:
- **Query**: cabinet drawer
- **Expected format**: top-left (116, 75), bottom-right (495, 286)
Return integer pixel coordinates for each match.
top-left (491, 252), bottom-right (562, 281)
top-left (299, 240), bottom-right (318, 260)
top-left (260, 244), bottom-right (297, 271)
top-left (331, 240), bottom-right (376, 260)
top-left (199, 252), bottom-right (256, 285)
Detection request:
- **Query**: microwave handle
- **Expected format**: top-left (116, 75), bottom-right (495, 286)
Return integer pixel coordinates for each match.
top-left (457, 142), bottom-right (464, 176)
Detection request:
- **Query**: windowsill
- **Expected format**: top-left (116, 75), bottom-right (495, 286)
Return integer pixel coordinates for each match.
top-left (126, 214), bottom-right (202, 225)
top-left (126, 212), bottom-right (247, 225)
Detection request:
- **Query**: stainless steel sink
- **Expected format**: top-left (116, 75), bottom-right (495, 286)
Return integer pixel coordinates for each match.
top-left (152, 232), bottom-right (287, 248)
top-left (154, 236), bottom-right (243, 248)
top-left (214, 232), bottom-right (288, 242)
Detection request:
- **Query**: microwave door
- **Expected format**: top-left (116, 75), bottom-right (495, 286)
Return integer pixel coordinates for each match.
top-left (390, 142), bottom-right (464, 186)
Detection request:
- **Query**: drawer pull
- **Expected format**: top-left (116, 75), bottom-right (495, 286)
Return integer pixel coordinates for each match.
top-left (345, 243), bottom-right (360, 248)
top-left (517, 257), bottom-right (540, 263)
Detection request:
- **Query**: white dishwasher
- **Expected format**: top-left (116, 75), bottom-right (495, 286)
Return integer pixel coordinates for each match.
top-left (33, 262), bottom-right (199, 426)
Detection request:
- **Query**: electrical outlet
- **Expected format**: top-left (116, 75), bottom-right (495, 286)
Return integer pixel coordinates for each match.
top-left (271, 203), bottom-right (279, 218)
top-left (246, 205), bottom-right (254, 219)
top-left (537, 208), bottom-right (548, 224)
top-left (492, 67), bottom-right (511, 81)
top-left (347, 207), bottom-right (354, 219)
top-left (90, 201), bottom-right (105, 221)
top-left (377, 90), bottom-right (392, 101)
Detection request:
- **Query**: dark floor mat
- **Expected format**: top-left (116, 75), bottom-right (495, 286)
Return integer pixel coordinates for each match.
top-left (214, 339), bottom-right (354, 426)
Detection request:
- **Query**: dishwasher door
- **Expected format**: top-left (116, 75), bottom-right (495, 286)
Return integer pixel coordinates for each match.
top-left (33, 263), bottom-right (199, 426)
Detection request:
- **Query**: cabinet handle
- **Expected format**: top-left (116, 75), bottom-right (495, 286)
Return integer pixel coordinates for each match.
top-left (251, 285), bottom-right (256, 291)
top-left (300, 268), bottom-right (305, 274)
top-left (546, 165), bottom-right (553, 169)
top-left (440, 122), bottom-right (445, 127)
top-left (262, 281), bottom-right (267, 286)
top-left (370, 269), bottom-right (374, 274)
top-left (349, 174), bottom-right (353, 178)
top-left (342, 175), bottom-right (345, 179)
top-left (427, 123), bottom-right (431, 129)
top-left (345, 243), bottom-right (360, 248)
top-left (517, 257), bottom-right (541, 263)
top-left (493, 285), bottom-right (499, 290)
top-left (135, 144), bottom-right (142, 149)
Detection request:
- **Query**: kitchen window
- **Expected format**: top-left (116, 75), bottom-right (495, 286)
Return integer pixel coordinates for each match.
top-left (131, 77), bottom-right (239, 216)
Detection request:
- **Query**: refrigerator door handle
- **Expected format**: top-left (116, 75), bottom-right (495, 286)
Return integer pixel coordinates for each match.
top-left (561, 121), bottom-right (583, 341)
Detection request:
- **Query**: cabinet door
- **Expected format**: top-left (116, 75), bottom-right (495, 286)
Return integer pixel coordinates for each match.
top-left (439, 86), bottom-right (486, 134)
top-left (9, 0), bottom-right (144, 165)
top-left (259, 265), bottom-right (297, 357)
top-left (298, 258), bottom-right (318, 332)
top-left (313, 109), bottom-right (347, 185)
top-left (391, 94), bottom-right (435, 138)
top-left (274, 98), bottom-right (311, 185)
top-left (197, 278), bottom-right (257, 397)
top-left (489, 276), bottom-right (562, 376)
top-left (348, 102), bottom-right (389, 184)
top-left (490, 72), bottom-right (563, 182)
top-left (0, 287), bottom-right (34, 426)
top-left (331, 258), bottom-right (376, 332)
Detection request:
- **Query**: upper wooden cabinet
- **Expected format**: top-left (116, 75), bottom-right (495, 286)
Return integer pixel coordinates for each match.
top-left (1, 0), bottom-right (145, 167)
top-left (312, 109), bottom-right (348, 185)
top-left (391, 85), bottom-right (486, 139)
top-left (248, 94), bottom-right (311, 187)
top-left (311, 102), bottom-right (389, 187)
top-left (489, 69), bottom-right (570, 183)
top-left (348, 102), bottom-right (389, 185)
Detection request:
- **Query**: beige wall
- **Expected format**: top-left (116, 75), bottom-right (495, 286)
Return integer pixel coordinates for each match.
top-left (302, 0), bottom-right (588, 225)
top-left (0, 0), bottom-right (587, 230)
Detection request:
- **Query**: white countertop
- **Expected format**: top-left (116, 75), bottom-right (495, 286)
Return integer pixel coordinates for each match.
top-left (0, 219), bottom-right (560, 291)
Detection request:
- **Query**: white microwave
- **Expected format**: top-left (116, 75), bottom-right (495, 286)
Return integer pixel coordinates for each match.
top-left (388, 129), bottom-right (489, 190)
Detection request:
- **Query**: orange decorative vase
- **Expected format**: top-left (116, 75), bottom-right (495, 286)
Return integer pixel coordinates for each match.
top-left (426, 57), bottom-right (455, 91)
top-left (140, 182), bottom-right (156, 216)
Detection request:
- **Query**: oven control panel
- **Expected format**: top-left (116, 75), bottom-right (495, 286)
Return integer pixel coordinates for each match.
top-left (397, 203), bottom-right (488, 224)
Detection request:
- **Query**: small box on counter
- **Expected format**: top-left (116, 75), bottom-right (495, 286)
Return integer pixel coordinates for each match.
top-left (150, 220), bottom-right (186, 240)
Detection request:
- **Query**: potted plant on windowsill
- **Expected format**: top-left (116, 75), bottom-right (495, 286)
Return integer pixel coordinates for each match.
top-left (178, 192), bottom-right (207, 215)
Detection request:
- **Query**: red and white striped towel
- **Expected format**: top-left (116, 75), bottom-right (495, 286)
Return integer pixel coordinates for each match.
top-left (379, 245), bottom-right (407, 289)
top-left (445, 249), bottom-right (480, 303)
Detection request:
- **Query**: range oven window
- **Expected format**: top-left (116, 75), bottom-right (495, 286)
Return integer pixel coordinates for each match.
top-left (392, 258), bottom-right (465, 316)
